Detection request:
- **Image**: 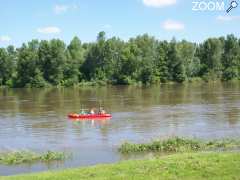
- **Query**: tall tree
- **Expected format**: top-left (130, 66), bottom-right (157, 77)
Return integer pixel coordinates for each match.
top-left (16, 40), bottom-right (45, 87)
top-left (129, 34), bottom-right (158, 83)
top-left (39, 39), bottom-right (66, 85)
top-left (63, 36), bottom-right (85, 86)
top-left (156, 41), bottom-right (169, 82)
top-left (178, 40), bottom-right (199, 78)
top-left (167, 39), bottom-right (186, 82)
top-left (198, 38), bottom-right (223, 79)
top-left (0, 48), bottom-right (14, 86)
top-left (81, 32), bottom-right (108, 81)
top-left (222, 35), bottom-right (240, 80)
top-left (112, 43), bottom-right (138, 84)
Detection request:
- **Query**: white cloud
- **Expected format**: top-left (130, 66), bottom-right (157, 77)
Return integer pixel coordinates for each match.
top-left (162, 20), bottom-right (185, 31)
top-left (37, 26), bottom-right (61, 34)
top-left (54, 5), bottom-right (68, 14)
top-left (143, 0), bottom-right (176, 7)
top-left (217, 15), bottom-right (240, 21)
top-left (0, 35), bottom-right (11, 42)
top-left (103, 24), bottom-right (112, 29)
top-left (54, 4), bottom-right (79, 14)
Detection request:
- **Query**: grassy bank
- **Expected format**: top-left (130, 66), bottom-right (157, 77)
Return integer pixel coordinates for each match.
top-left (119, 137), bottom-right (240, 154)
top-left (0, 151), bottom-right (67, 165)
top-left (2, 152), bottom-right (240, 180)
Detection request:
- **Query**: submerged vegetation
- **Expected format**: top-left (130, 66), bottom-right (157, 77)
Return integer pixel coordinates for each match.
top-left (0, 32), bottom-right (240, 88)
top-left (0, 150), bottom-right (67, 165)
top-left (3, 153), bottom-right (240, 180)
top-left (119, 137), bottom-right (240, 154)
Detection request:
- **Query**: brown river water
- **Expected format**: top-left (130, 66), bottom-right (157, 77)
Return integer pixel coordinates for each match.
top-left (0, 82), bottom-right (240, 175)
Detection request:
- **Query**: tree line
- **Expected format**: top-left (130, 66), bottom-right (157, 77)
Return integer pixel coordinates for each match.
top-left (0, 32), bottom-right (240, 87)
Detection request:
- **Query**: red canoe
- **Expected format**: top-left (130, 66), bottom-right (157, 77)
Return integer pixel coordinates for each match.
top-left (68, 113), bottom-right (112, 119)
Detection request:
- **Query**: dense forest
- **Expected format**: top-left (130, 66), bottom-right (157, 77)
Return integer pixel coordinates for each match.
top-left (0, 32), bottom-right (240, 87)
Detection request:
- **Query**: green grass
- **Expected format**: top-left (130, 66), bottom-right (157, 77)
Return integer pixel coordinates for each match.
top-left (0, 151), bottom-right (67, 165)
top-left (2, 152), bottom-right (240, 180)
top-left (119, 137), bottom-right (240, 153)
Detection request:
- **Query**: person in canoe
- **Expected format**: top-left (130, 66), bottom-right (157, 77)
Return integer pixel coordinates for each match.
top-left (90, 108), bottom-right (95, 114)
top-left (80, 109), bottom-right (87, 115)
top-left (99, 107), bottom-right (106, 115)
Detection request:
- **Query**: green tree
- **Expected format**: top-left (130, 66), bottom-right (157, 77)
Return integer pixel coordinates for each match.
top-left (155, 41), bottom-right (169, 82)
top-left (198, 38), bottom-right (223, 79)
top-left (129, 34), bottom-right (158, 84)
top-left (222, 35), bottom-right (240, 80)
top-left (0, 48), bottom-right (15, 86)
top-left (16, 40), bottom-right (45, 87)
top-left (167, 39), bottom-right (186, 82)
top-left (39, 39), bottom-right (66, 85)
top-left (178, 40), bottom-right (199, 78)
top-left (63, 36), bottom-right (85, 86)
top-left (112, 43), bottom-right (138, 84)
top-left (81, 31), bottom-right (113, 81)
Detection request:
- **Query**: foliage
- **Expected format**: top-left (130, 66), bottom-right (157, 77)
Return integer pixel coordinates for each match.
top-left (0, 47), bottom-right (15, 86)
top-left (119, 137), bottom-right (240, 154)
top-left (0, 33), bottom-right (240, 87)
top-left (222, 35), bottom-right (240, 80)
top-left (0, 150), bottom-right (67, 165)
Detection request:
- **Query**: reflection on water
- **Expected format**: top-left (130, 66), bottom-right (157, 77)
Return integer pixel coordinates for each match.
top-left (0, 82), bottom-right (240, 175)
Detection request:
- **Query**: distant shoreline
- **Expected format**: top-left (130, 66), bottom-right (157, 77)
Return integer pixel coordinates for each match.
top-left (0, 78), bottom-right (239, 89)
top-left (0, 34), bottom-right (240, 88)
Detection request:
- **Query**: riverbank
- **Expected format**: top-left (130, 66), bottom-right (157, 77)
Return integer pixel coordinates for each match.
top-left (2, 152), bottom-right (240, 180)
top-left (1, 78), bottom-right (239, 88)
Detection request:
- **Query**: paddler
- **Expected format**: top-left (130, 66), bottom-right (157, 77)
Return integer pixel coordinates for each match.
top-left (90, 108), bottom-right (95, 114)
top-left (80, 109), bottom-right (86, 115)
top-left (99, 107), bottom-right (106, 114)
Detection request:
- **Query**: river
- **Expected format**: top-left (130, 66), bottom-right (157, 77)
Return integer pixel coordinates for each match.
top-left (0, 82), bottom-right (240, 175)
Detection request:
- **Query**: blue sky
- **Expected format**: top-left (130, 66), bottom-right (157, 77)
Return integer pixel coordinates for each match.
top-left (0, 0), bottom-right (240, 47)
